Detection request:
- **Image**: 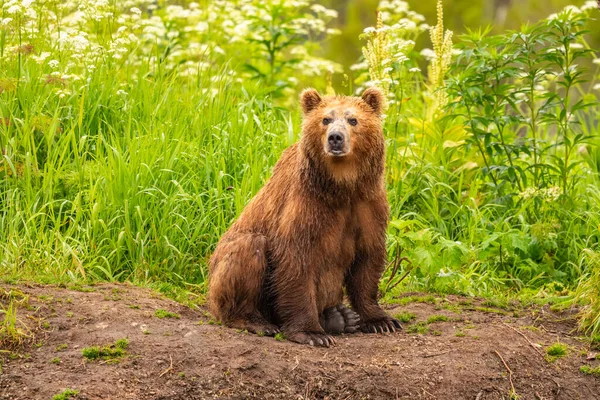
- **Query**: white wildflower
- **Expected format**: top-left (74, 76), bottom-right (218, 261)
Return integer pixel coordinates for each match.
top-left (194, 21), bottom-right (208, 32)
top-left (350, 61), bottom-right (368, 71)
top-left (363, 27), bottom-right (376, 34)
top-left (519, 187), bottom-right (538, 200)
top-left (409, 67), bottom-right (421, 73)
top-left (582, 1), bottom-right (597, 11)
top-left (593, 84), bottom-right (600, 91)
top-left (7, 5), bottom-right (22, 14)
top-left (564, 5), bottom-right (582, 14)
top-left (592, 58), bottom-right (600, 65)
top-left (570, 43), bottom-right (584, 50)
top-left (55, 89), bottom-right (71, 99)
top-left (31, 52), bottom-right (50, 64)
top-left (420, 48), bottom-right (436, 60)
top-left (130, 7), bottom-right (141, 16)
top-left (48, 59), bottom-right (60, 69)
top-left (310, 4), bottom-right (327, 14)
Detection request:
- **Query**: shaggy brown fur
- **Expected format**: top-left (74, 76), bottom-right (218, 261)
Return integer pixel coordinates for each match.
top-left (208, 87), bottom-right (400, 347)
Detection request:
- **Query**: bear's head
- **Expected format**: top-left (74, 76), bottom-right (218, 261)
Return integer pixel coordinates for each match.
top-left (299, 87), bottom-right (385, 183)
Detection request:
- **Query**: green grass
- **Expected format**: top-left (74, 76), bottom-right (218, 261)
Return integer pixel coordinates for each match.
top-left (390, 295), bottom-right (439, 306)
top-left (580, 365), bottom-right (600, 377)
top-left (591, 335), bottom-right (600, 350)
top-left (52, 389), bottom-right (79, 400)
top-left (407, 321), bottom-right (430, 335)
top-left (0, 300), bottom-right (30, 349)
top-left (471, 307), bottom-right (508, 315)
top-left (545, 342), bottom-right (568, 363)
top-left (81, 338), bottom-right (129, 361)
top-left (0, 0), bottom-right (598, 341)
top-left (394, 312), bottom-right (417, 323)
top-left (427, 315), bottom-right (449, 323)
top-left (154, 309), bottom-right (180, 319)
top-left (68, 285), bottom-right (96, 293)
top-left (274, 333), bottom-right (286, 341)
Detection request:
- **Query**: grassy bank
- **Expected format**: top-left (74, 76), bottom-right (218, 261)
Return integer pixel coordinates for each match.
top-left (1, 0), bottom-right (599, 337)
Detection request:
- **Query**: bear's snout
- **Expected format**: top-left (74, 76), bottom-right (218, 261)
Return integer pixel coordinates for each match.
top-left (327, 131), bottom-right (348, 156)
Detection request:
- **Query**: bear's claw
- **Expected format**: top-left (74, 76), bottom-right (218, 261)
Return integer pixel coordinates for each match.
top-left (287, 331), bottom-right (336, 347)
top-left (361, 317), bottom-right (401, 334)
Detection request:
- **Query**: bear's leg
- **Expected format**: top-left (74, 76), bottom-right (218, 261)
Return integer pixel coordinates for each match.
top-left (346, 204), bottom-right (402, 334)
top-left (272, 265), bottom-right (336, 347)
top-left (208, 233), bottom-right (280, 336)
top-left (320, 304), bottom-right (361, 334)
top-left (346, 250), bottom-right (401, 334)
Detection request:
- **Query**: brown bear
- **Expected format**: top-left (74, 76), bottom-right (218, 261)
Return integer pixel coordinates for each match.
top-left (208, 87), bottom-right (400, 347)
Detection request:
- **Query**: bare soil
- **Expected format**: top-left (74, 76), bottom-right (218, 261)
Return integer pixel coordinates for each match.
top-left (1, 283), bottom-right (599, 400)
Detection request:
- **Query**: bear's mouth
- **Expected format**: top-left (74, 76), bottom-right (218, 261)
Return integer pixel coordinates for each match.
top-left (327, 149), bottom-right (347, 157)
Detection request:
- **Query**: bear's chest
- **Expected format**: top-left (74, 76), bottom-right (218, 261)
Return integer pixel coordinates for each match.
top-left (313, 206), bottom-right (367, 307)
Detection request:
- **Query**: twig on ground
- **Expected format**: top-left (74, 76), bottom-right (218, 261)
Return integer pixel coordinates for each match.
top-left (291, 356), bottom-right (300, 372)
top-left (494, 350), bottom-right (517, 398)
top-left (159, 355), bottom-right (174, 377)
top-left (551, 378), bottom-right (561, 395)
top-left (502, 322), bottom-right (544, 357)
top-left (422, 350), bottom-right (451, 358)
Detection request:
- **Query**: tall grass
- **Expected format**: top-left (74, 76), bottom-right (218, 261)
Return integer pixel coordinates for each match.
top-left (0, 0), bottom-right (599, 335)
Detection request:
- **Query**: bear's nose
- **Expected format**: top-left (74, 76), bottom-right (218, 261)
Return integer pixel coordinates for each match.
top-left (328, 132), bottom-right (344, 149)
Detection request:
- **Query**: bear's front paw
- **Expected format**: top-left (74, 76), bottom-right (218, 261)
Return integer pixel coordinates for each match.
top-left (361, 317), bottom-right (401, 334)
top-left (287, 331), bottom-right (336, 347)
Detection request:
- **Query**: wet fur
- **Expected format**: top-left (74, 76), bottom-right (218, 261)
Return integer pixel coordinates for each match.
top-left (208, 88), bottom-right (399, 345)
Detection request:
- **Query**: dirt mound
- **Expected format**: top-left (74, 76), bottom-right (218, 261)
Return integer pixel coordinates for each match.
top-left (0, 284), bottom-right (598, 399)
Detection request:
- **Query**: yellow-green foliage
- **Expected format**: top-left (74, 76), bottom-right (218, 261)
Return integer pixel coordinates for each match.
top-left (0, 298), bottom-right (31, 349)
top-left (575, 250), bottom-right (600, 338)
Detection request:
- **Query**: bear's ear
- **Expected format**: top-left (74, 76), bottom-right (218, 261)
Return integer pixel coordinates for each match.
top-left (361, 87), bottom-right (385, 115)
top-left (300, 88), bottom-right (322, 115)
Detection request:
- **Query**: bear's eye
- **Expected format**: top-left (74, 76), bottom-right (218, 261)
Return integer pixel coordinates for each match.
top-left (347, 118), bottom-right (358, 126)
top-left (322, 118), bottom-right (332, 125)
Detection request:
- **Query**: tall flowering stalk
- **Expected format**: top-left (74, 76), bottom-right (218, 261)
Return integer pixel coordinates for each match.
top-left (361, 12), bottom-right (391, 99)
top-left (427, 0), bottom-right (453, 114)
